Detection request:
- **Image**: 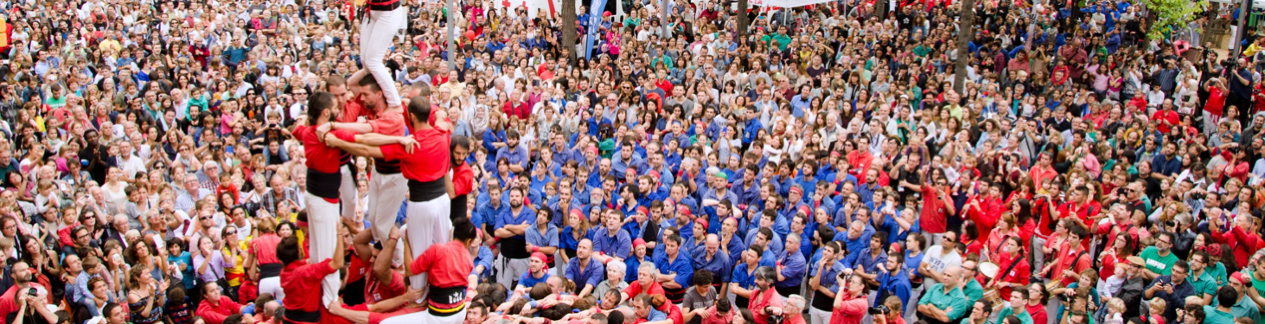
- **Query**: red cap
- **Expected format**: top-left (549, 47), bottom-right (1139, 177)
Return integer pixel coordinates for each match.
top-left (603, 11), bottom-right (612, 17)
top-left (1233, 271), bottom-right (1249, 284)
top-left (531, 252), bottom-right (548, 262)
top-left (633, 238), bottom-right (646, 248)
top-left (570, 208), bottom-right (584, 218)
top-left (695, 218), bottom-right (709, 231)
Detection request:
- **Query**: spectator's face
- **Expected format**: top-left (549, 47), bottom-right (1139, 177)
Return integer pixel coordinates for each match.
top-left (632, 298), bottom-right (651, 319)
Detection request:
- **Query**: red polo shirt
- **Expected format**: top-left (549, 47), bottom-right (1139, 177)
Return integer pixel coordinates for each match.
top-left (196, 296), bottom-right (243, 324)
top-left (379, 128), bottom-right (450, 182)
top-left (248, 234), bottom-right (282, 264)
top-left (281, 259), bottom-right (339, 319)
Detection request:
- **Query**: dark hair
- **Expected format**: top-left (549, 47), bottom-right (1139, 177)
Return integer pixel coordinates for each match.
top-left (358, 74), bottom-right (381, 92)
top-left (276, 235), bottom-right (302, 265)
top-left (305, 91), bottom-right (337, 122)
top-left (407, 96), bottom-right (431, 125)
top-left (453, 216), bottom-right (478, 242)
top-left (694, 269), bottom-right (714, 286)
top-left (451, 135), bottom-right (471, 165)
top-left (1219, 285), bottom-right (1237, 308)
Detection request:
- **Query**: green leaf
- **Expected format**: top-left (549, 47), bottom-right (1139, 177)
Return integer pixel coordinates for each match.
top-left (1144, 0), bottom-right (1208, 40)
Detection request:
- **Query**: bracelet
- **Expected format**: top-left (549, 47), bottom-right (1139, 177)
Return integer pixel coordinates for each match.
top-left (532, 246), bottom-right (539, 253)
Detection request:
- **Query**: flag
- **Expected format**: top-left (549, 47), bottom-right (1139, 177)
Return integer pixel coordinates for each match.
top-left (583, 0), bottom-right (605, 58)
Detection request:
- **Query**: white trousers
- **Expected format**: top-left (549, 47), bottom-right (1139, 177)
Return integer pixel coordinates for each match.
top-left (356, 7), bottom-right (405, 107)
top-left (406, 195), bottom-right (452, 291)
top-left (368, 171), bottom-right (408, 264)
top-left (339, 165), bottom-right (358, 221)
top-left (304, 192), bottom-right (341, 306)
top-left (259, 276), bottom-right (283, 301)
top-left (809, 307), bottom-right (833, 324)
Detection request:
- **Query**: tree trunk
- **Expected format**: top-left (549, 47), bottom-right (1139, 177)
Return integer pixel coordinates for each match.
top-left (563, 0), bottom-right (577, 61)
top-left (1235, 0), bottom-right (1251, 57)
top-left (738, 0), bottom-right (749, 39)
top-left (954, 0), bottom-right (975, 94)
top-left (877, 0), bottom-right (888, 20)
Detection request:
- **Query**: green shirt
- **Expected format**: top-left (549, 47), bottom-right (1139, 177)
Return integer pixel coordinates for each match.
top-left (1203, 305), bottom-right (1237, 324)
top-left (962, 279), bottom-right (984, 307)
top-left (991, 307), bottom-right (1034, 324)
top-left (1208, 262), bottom-right (1227, 286)
top-left (1138, 246), bottom-right (1178, 276)
top-left (762, 33), bottom-right (791, 51)
top-left (1230, 296), bottom-right (1263, 324)
top-left (1190, 270), bottom-right (1218, 300)
top-left (920, 283), bottom-right (970, 321)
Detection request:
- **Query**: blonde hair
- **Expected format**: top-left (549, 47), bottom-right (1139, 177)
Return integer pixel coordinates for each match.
top-left (1149, 297), bottom-right (1167, 315)
top-left (1107, 298), bottom-right (1125, 314)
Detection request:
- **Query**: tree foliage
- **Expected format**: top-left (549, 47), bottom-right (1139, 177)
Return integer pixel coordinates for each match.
top-left (1144, 0), bottom-right (1208, 40)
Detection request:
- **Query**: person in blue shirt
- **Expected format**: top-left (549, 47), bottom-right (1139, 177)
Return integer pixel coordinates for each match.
top-left (566, 239), bottom-right (606, 298)
top-left (853, 233), bottom-right (890, 285)
top-left (694, 234), bottom-right (733, 295)
top-left (746, 218), bottom-right (785, 258)
top-left (494, 187), bottom-right (538, 286)
top-left (611, 142), bottom-right (644, 176)
top-left (496, 130), bottom-right (530, 174)
top-left (591, 210), bottom-right (632, 262)
top-left (624, 239), bottom-right (651, 283)
top-left (835, 220), bottom-right (876, 265)
top-left (808, 241), bottom-right (848, 321)
top-left (876, 252), bottom-right (913, 308)
top-left (774, 234), bottom-right (808, 297)
top-left (654, 234), bottom-right (695, 304)
top-left (789, 215), bottom-right (814, 260)
top-left (517, 252), bottom-right (552, 290)
top-left (730, 246), bottom-right (763, 308)
top-left (525, 208), bottom-right (560, 273)
top-left (718, 217), bottom-right (748, 264)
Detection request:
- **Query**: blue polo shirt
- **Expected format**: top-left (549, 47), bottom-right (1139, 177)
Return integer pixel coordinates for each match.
top-left (654, 251), bottom-right (695, 288)
top-left (566, 257), bottom-right (606, 290)
top-left (693, 250), bottom-right (733, 283)
top-left (593, 227), bottom-right (632, 260)
top-left (495, 207), bottom-right (537, 239)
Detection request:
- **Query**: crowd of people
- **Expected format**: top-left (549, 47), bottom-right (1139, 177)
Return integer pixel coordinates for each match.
top-left (0, 0), bottom-right (1264, 324)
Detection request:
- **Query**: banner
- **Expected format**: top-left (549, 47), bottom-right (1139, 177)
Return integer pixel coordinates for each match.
top-left (584, 0), bottom-right (606, 58)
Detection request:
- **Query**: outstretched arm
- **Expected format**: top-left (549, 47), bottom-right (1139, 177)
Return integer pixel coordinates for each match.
top-left (325, 134), bottom-right (385, 159)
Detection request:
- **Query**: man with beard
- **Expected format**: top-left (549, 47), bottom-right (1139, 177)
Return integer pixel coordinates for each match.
top-left (322, 96), bottom-right (453, 293)
top-left (748, 266), bottom-right (784, 324)
top-left (1115, 256), bottom-right (1149, 319)
top-left (320, 76), bottom-right (410, 266)
top-left (294, 91), bottom-right (363, 306)
top-left (0, 262), bottom-right (56, 324)
top-left (491, 187), bottom-right (537, 287)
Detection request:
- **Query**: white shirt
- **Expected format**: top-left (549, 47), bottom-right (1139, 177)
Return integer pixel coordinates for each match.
top-left (118, 154), bottom-right (147, 180)
top-left (921, 245), bottom-right (962, 285)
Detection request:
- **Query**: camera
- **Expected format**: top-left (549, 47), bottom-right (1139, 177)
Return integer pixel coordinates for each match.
top-left (768, 314), bottom-right (784, 324)
top-left (27, 288), bottom-right (37, 297)
top-left (869, 305), bottom-right (891, 315)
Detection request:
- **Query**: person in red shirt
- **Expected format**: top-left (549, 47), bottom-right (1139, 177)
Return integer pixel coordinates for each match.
top-left (919, 178), bottom-right (956, 235)
top-left (336, 227), bottom-right (424, 324)
top-left (830, 274), bottom-right (868, 324)
top-left (982, 236), bottom-right (1030, 299)
top-left (323, 96), bottom-right (453, 292)
top-left (748, 267), bottom-right (783, 324)
top-left (1039, 225), bottom-right (1092, 286)
top-left (332, 216), bottom-right (479, 324)
top-left (293, 91), bottom-right (362, 307)
top-left (277, 217), bottom-right (348, 324)
top-left (326, 76), bottom-right (365, 231)
top-left (244, 218), bottom-right (285, 301)
top-left (1150, 101), bottom-right (1180, 134)
top-left (322, 75), bottom-right (411, 270)
top-left (196, 282), bottom-right (247, 324)
top-left (1209, 211), bottom-right (1265, 267)
top-left (1205, 77), bottom-right (1228, 133)
top-left (449, 136), bottom-right (475, 221)
top-left (965, 181), bottom-right (1003, 239)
